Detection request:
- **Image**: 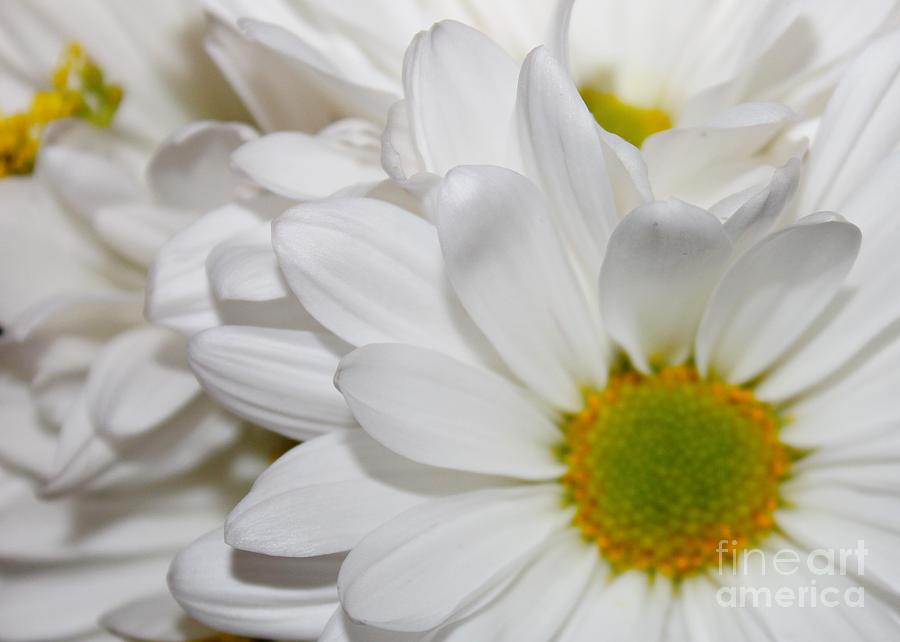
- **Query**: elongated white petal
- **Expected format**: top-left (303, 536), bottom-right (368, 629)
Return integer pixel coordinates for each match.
top-left (146, 204), bottom-right (261, 335)
top-left (232, 127), bottom-right (384, 199)
top-left (516, 46), bottom-right (619, 278)
top-left (189, 326), bottom-right (354, 440)
top-left (339, 485), bottom-right (570, 632)
top-left (100, 593), bottom-right (215, 642)
top-left (798, 30), bottom-right (900, 213)
top-left (599, 199), bottom-right (732, 372)
top-left (85, 326), bottom-right (199, 440)
top-left (45, 396), bottom-right (239, 496)
top-left (723, 157), bottom-right (800, 254)
top-left (759, 153), bottom-right (900, 399)
top-left (273, 197), bottom-right (492, 364)
top-left (226, 430), bottom-right (497, 557)
top-left (432, 530), bottom-right (598, 642)
top-left (643, 102), bottom-right (795, 206)
top-left (696, 215), bottom-right (860, 383)
top-left (436, 165), bottom-right (606, 410)
top-left (336, 343), bottom-right (564, 480)
top-left (320, 609), bottom-right (418, 642)
top-left (556, 569), bottom-right (670, 642)
top-left (146, 121), bottom-right (257, 211)
top-left (202, 10), bottom-right (335, 133)
top-left (239, 18), bottom-right (396, 124)
top-left (399, 20), bottom-right (518, 176)
top-left (36, 120), bottom-right (143, 220)
top-left (168, 528), bottom-right (339, 640)
top-left (205, 221), bottom-right (288, 302)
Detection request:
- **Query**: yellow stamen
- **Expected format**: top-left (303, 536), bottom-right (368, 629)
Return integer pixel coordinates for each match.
top-left (0, 42), bottom-right (122, 178)
top-left (579, 87), bottom-right (672, 147)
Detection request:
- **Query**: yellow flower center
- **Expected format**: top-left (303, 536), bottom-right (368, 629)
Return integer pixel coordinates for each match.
top-left (560, 366), bottom-right (797, 579)
top-left (579, 87), bottom-right (671, 147)
top-left (0, 42), bottom-right (122, 178)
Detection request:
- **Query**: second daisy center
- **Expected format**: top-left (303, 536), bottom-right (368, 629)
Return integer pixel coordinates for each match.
top-left (561, 366), bottom-right (793, 578)
top-left (579, 87), bottom-right (671, 147)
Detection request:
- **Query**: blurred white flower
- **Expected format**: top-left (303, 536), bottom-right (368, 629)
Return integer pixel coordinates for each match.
top-left (166, 27), bottom-right (900, 642)
top-left (0, 2), bottom-right (286, 641)
top-left (205, 0), bottom-right (899, 207)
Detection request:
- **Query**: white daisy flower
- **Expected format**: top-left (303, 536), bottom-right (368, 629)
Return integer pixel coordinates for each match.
top-left (0, 3), bottom-right (294, 640)
top-left (169, 27), bottom-right (900, 641)
top-left (202, 0), bottom-right (898, 207)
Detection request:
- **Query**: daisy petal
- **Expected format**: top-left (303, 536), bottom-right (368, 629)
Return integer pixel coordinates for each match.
top-left (338, 485), bottom-right (569, 632)
top-left (100, 593), bottom-right (215, 642)
top-left (643, 102), bottom-right (795, 206)
top-left (517, 46), bottom-right (619, 278)
top-left (431, 530), bottom-right (597, 642)
top-left (146, 121), bottom-right (257, 211)
top-left (599, 199), bottom-right (732, 372)
top-left (798, 30), bottom-right (900, 213)
top-left (226, 430), bottom-right (496, 557)
top-left (399, 20), bottom-right (518, 176)
top-left (436, 165), bottom-right (606, 410)
top-left (188, 326), bottom-right (355, 441)
top-left (320, 609), bottom-right (419, 642)
top-left (696, 215), bottom-right (860, 384)
top-left (557, 569), bottom-right (671, 642)
top-left (168, 528), bottom-right (339, 641)
top-left (336, 343), bottom-right (565, 480)
top-left (232, 127), bottom-right (384, 200)
top-left (85, 326), bottom-right (199, 439)
top-left (759, 153), bottom-right (900, 400)
top-left (145, 204), bottom-right (262, 336)
top-left (205, 221), bottom-right (289, 303)
top-left (272, 197), bottom-right (492, 364)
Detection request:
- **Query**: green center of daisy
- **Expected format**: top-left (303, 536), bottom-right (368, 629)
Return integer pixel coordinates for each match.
top-left (580, 86), bottom-right (671, 147)
top-left (560, 365), bottom-right (797, 578)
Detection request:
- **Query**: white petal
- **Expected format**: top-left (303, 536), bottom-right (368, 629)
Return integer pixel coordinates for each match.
top-left (45, 396), bottom-right (240, 496)
top-left (759, 153), bottom-right (900, 399)
top-left (784, 336), bottom-right (900, 447)
top-left (338, 485), bottom-right (569, 632)
top-left (516, 47), bottom-right (620, 279)
top-left (599, 199), bottom-right (732, 372)
top-left (722, 157), bottom-right (800, 255)
top-left (168, 528), bottom-right (339, 640)
top-left (798, 30), bottom-right (900, 213)
top-left (146, 121), bottom-right (257, 211)
top-left (643, 102), bottom-right (795, 206)
top-left (0, 178), bottom-right (118, 322)
top-left (0, 553), bottom-right (171, 642)
top-left (436, 165), bottom-right (606, 410)
top-left (85, 326), bottom-right (200, 439)
top-left (226, 430), bottom-right (497, 557)
top-left (336, 343), bottom-right (564, 480)
top-left (202, 10), bottom-right (335, 133)
top-left (272, 197), bottom-right (492, 364)
top-left (432, 529), bottom-right (598, 642)
top-left (36, 120), bottom-right (143, 219)
top-left (239, 18), bottom-right (396, 124)
top-left (188, 326), bottom-right (355, 440)
top-left (320, 609), bottom-right (419, 642)
top-left (206, 221), bottom-right (288, 302)
top-left (145, 204), bottom-right (262, 336)
top-left (400, 20), bottom-right (518, 176)
top-left (696, 215), bottom-right (860, 383)
top-left (100, 593), bottom-right (215, 642)
top-left (557, 569), bottom-right (671, 642)
top-left (92, 203), bottom-right (196, 268)
top-left (232, 126), bottom-right (385, 200)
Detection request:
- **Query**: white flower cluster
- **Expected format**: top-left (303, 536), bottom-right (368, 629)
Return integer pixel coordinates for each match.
top-left (2, 1), bottom-right (900, 641)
